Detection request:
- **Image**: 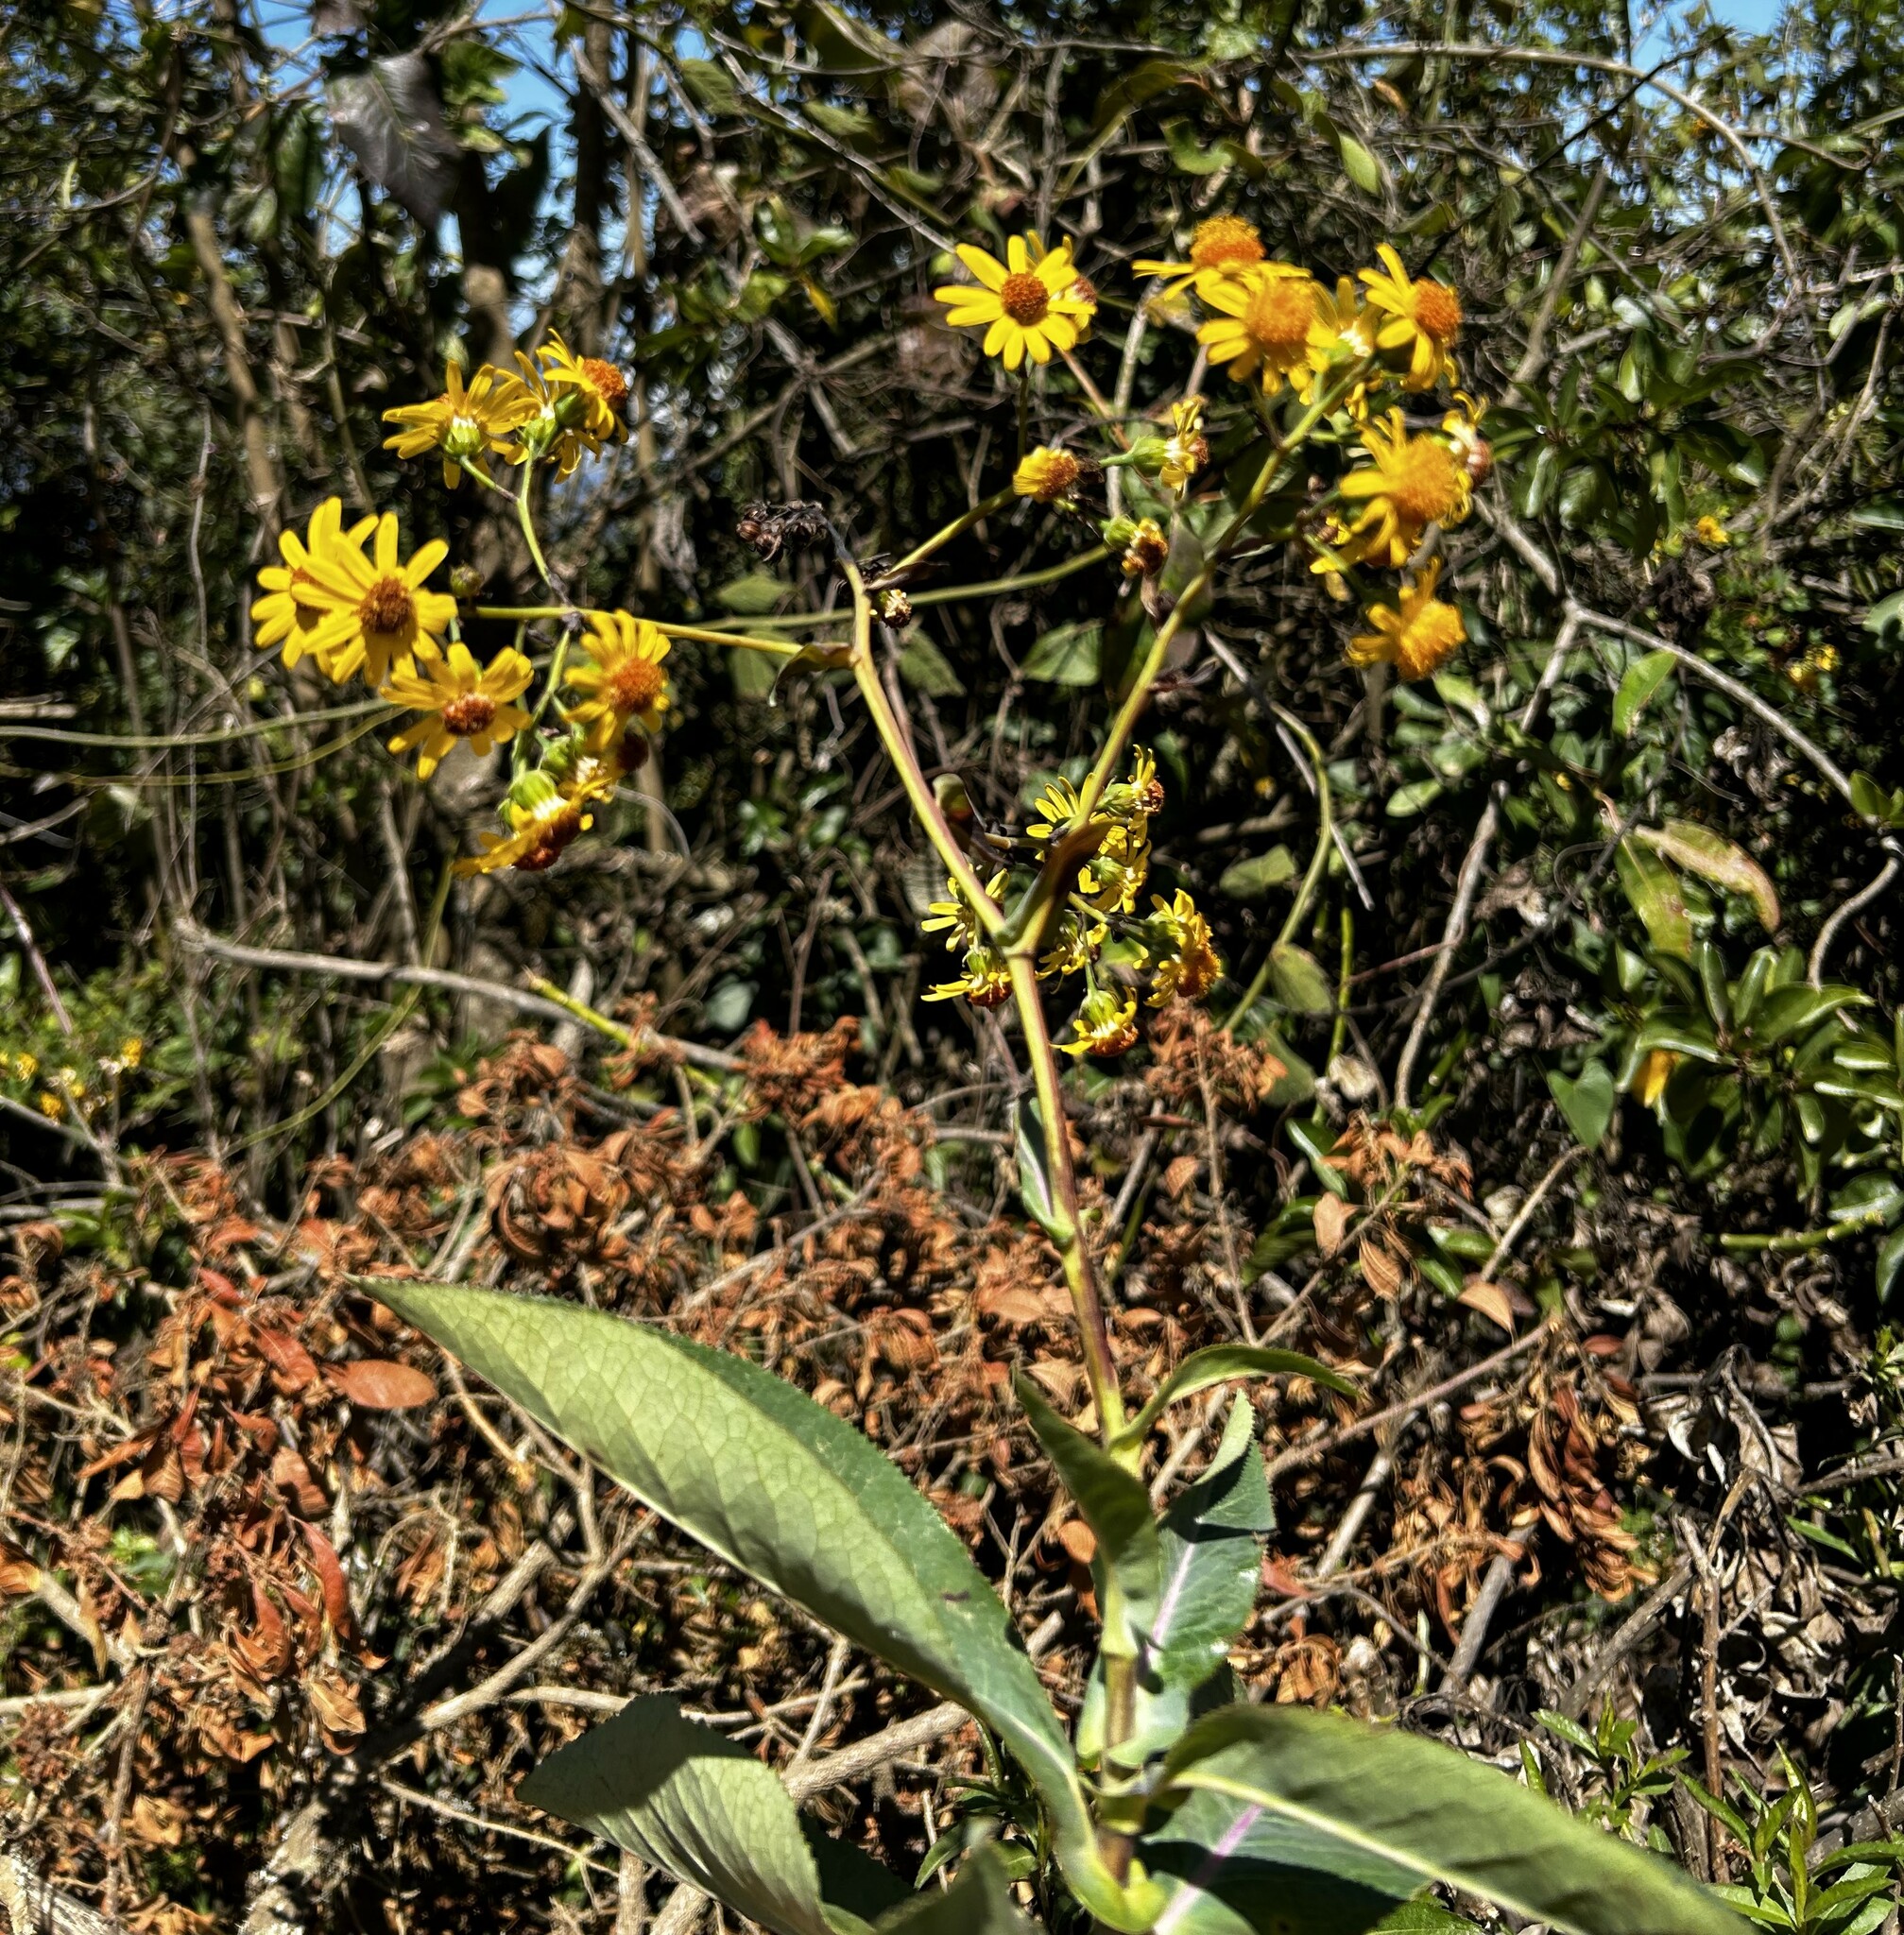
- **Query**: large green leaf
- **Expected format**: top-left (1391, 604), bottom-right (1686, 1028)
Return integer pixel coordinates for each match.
top-left (1157, 1705), bottom-right (1746, 1935)
top-left (1014, 1369), bottom-right (1158, 1657)
top-left (374, 1284), bottom-right (1110, 1908)
top-left (1144, 1399), bottom-right (1272, 1693)
top-left (520, 1696), bottom-right (907, 1935)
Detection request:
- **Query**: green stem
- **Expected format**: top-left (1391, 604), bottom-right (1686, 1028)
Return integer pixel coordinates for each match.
top-left (1017, 362), bottom-right (1031, 459)
top-left (842, 561), bottom-right (1003, 938)
top-left (1720, 1211), bottom-right (1891, 1253)
top-left (876, 488), bottom-right (1015, 587)
top-left (1007, 950), bottom-right (1128, 1451)
top-left (473, 606), bottom-right (823, 660)
top-left (516, 460), bottom-right (552, 585)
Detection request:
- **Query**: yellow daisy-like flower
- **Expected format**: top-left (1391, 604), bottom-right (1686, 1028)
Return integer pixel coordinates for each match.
top-left (1060, 987), bottom-right (1140, 1058)
top-left (250, 497), bottom-right (376, 675)
top-left (922, 869), bottom-right (1006, 952)
top-left (1078, 824), bottom-right (1150, 916)
top-left (1346, 558), bottom-right (1467, 682)
top-left (1333, 409), bottom-right (1473, 571)
top-left (1197, 264), bottom-right (1339, 400)
top-left (536, 331), bottom-right (631, 454)
top-left (455, 758), bottom-right (622, 877)
top-left (1358, 244), bottom-right (1464, 391)
top-left (1159, 396), bottom-right (1207, 492)
top-left (934, 235), bottom-right (1094, 371)
top-left (925, 943), bottom-right (1013, 1008)
top-left (1038, 908), bottom-right (1111, 982)
top-left (1147, 890), bottom-right (1222, 1005)
top-left (564, 610), bottom-right (672, 734)
top-left (1014, 446), bottom-right (1084, 502)
top-left (1101, 745), bottom-right (1164, 824)
top-left (382, 641), bottom-right (534, 779)
top-left (1132, 214), bottom-right (1267, 301)
top-left (382, 357), bottom-right (538, 489)
top-left (1693, 515), bottom-right (1731, 549)
top-left (1122, 517), bottom-right (1169, 578)
top-left (284, 508), bottom-right (456, 687)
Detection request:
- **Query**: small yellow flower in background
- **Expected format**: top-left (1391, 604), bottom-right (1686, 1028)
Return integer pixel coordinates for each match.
top-left (1159, 396), bottom-right (1207, 491)
top-left (382, 357), bottom-right (538, 489)
top-left (1631, 1048), bottom-right (1679, 1107)
top-left (38, 1090), bottom-right (62, 1120)
top-left (119, 1037), bottom-right (143, 1070)
top-left (1358, 244), bottom-right (1464, 390)
top-left (55, 1066), bottom-right (83, 1101)
top-left (1331, 408), bottom-right (1473, 570)
top-left (1197, 265), bottom-right (1337, 399)
top-left (1132, 214), bottom-right (1267, 300)
top-left (1060, 986), bottom-right (1140, 1058)
top-left (922, 869), bottom-right (1005, 952)
top-left (456, 758), bottom-right (622, 877)
top-left (13, 1052), bottom-right (39, 1083)
top-left (1121, 517), bottom-right (1169, 578)
top-left (284, 507), bottom-right (456, 686)
top-left (1346, 557), bottom-right (1467, 681)
top-left (925, 943), bottom-right (1013, 1007)
top-left (1148, 890), bottom-right (1222, 1004)
top-left (934, 235), bottom-right (1094, 370)
top-left (536, 332), bottom-right (631, 454)
top-left (383, 642), bottom-right (534, 779)
top-left (1693, 515), bottom-right (1731, 548)
top-left (1014, 447), bottom-right (1084, 502)
top-left (564, 610), bottom-right (672, 734)
top-left (251, 497), bottom-right (376, 675)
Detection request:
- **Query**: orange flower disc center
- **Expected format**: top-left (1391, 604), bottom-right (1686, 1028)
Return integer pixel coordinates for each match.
top-left (605, 656), bottom-right (666, 714)
top-left (359, 575), bottom-right (415, 637)
top-left (1413, 281), bottom-right (1463, 344)
top-left (1244, 277), bottom-right (1316, 354)
top-left (1190, 215), bottom-right (1264, 271)
top-left (999, 272), bottom-right (1052, 325)
top-left (580, 358), bottom-right (630, 413)
top-left (1386, 440), bottom-right (1464, 524)
top-left (441, 694), bottom-right (497, 737)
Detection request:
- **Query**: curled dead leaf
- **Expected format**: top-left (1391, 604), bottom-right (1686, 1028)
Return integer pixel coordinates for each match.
top-left (1457, 1276), bottom-right (1517, 1334)
top-left (323, 1359), bottom-right (437, 1411)
top-left (1313, 1193), bottom-right (1352, 1257)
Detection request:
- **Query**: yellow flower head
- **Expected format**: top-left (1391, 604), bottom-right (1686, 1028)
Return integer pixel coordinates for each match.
top-left (279, 506), bottom-right (456, 686)
top-left (1060, 987), bottom-right (1140, 1058)
top-left (119, 1036), bottom-right (144, 1069)
top-left (1693, 515), bottom-right (1731, 549)
top-left (251, 497), bottom-right (377, 675)
top-left (1159, 396), bottom-right (1207, 492)
top-left (536, 331), bottom-right (631, 454)
top-left (1347, 557), bottom-right (1467, 681)
top-left (383, 640), bottom-right (534, 779)
top-left (455, 757), bottom-right (621, 876)
top-left (1038, 908), bottom-right (1112, 982)
top-left (563, 609), bottom-right (672, 735)
top-left (935, 235), bottom-right (1095, 371)
top-left (1101, 745), bottom-right (1164, 825)
top-left (1331, 409), bottom-right (1473, 572)
top-left (382, 356), bottom-right (538, 489)
top-left (12, 1053), bottom-right (38, 1083)
top-left (1026, 775), bottom-right (1086, 844)
top-left (1147, 890), bottom-right (1222, 1005)
top-left (1358, 244), bottom-right (1464, 390)
top-left (1078, 823), bottom-right (1150, 916)
top-left (922, 869), bottom-right (1006, 953)
top-left (1122, 517), bottom-right (1170, 578)
top-left (1197, 264), bottom-right (1339, 400)
top-left (1132, 214), bottom-right (1267, 300)
top-left (1015, 446), bottom-right (1085, 503)
top-left (925, 943), bottom-right (1013, 1008)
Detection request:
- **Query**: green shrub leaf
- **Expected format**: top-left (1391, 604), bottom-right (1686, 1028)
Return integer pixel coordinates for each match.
top-left (520, 1695), bottom-right (906, 1935)
top-left (1111, 1344), bottom-right (1357, 1452)
top-left (1157, 1704), bottom-right (1746, 1935)
top-left (374, 1283), bottom-right (1099, 1896)
top-left (1547, 1060), bottom-right (1616, 1150)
